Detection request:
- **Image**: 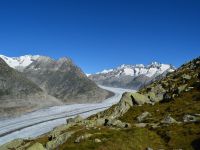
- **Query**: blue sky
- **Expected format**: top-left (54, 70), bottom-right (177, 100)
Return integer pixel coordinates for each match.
top-left (0, 0), bottom-right (199, 73)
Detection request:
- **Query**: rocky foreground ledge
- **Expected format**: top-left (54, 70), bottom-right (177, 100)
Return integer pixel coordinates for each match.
top-left (1, 57), bottom-right (200, 150)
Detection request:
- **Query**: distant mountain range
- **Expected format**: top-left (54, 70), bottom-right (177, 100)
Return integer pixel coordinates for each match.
top-left (0, 54), bottom-right (176, 118)
top-left (88, 62), bottom-right (175, 89)
top-left (0, 55), bottom-right (111, 118)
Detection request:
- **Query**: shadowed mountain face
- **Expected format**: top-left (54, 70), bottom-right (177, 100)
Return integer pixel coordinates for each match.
top-left (89, 63), bottom-right (175, 90)
top-left (23, 56), bottom-right (111, 103)
top-left (0, 58), bottom-right (42, 98)
top-left (0, 58), bottom-right (62, 118)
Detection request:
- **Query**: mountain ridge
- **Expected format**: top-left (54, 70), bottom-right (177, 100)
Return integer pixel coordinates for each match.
top-left (89, 62), bottom-right (175, 89)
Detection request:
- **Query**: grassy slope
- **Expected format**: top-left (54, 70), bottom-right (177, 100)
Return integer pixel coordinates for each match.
top-left (120, 88), bottom-right (200, 149)
top-left (57, 89), bottom-right (199, 150)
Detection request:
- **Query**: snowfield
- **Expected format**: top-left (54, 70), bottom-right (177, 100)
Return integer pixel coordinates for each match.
top-left (0, 86), bottom-right (135, 145)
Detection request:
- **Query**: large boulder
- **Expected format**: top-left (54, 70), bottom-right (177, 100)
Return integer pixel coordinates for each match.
top-left (46, 131), bottom-right (75, 150)
top-left (145, 84), bottom-right (166, 102)
top-left (91, 92), bottom-right (150, 120)
top-left (27, 142), bottom-right (46, 150)
top-left (130, 93), bottom-right (151, 105)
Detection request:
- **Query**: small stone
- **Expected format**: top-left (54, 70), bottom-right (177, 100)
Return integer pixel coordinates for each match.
top-left (137, 111), bottom-right (151, 123)
top-left (74, 133), bottom-right (92, 143)
top-left (183, 115), bottom-right (200, 123)
top-left (182, 74), bottom-right (191, 80)
top-left (106, 119), bottom-right (130, 128)
top-left (161, 115), bottom-right (179, 124)
top-left (134, 123), bottom-right (147, 128)
top-left (178, 84), bottom-right (187, 93)
top-left (94, 138), bottom-right (101, 143)
top-left (66, 115), bottom-right (83, 124)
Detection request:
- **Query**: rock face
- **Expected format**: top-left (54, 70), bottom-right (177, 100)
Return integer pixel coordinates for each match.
top-left (89, 62), bottom-right (175, 90)
top-left (23, 56), bottom-right (111, 103)
top-left (0, 58), bottom-right (61, 118)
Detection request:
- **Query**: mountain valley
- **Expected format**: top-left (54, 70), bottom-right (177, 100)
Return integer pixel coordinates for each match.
top-left (1, 57), bottom-right (199, 150)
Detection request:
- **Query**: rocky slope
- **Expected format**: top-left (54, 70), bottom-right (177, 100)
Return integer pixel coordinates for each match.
top-left (2, 57), bottom-right (199, 150)
top-left (0, 55), bottom-right (112, 103)
top-left (23, 56), bottom-right (112, 103)
top-left (89, 62), bottom-right (175, 90)
top-left (0, 58), bottom-right (62, 119)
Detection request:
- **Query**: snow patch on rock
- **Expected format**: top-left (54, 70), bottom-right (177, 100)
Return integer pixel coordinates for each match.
top-left (0, 54), bottom-right (40, 69)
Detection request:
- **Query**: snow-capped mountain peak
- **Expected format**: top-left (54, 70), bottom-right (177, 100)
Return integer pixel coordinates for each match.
top-left (89, 62), bottom-right (175, 89)
top-left (91, 62), bottom-right (175, 78)
top-left (0, 54), bottom-right (40, 70)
